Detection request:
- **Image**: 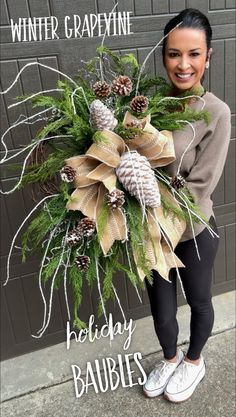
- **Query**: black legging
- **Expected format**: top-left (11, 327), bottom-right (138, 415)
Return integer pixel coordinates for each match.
top-left (145, 215), bottom-right (219, 360)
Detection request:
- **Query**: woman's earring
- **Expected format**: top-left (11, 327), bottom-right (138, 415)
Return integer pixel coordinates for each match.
top-left (205, 61), bottom-right (210, 69)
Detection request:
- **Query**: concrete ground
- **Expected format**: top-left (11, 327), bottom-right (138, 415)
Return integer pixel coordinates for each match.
top-left (1, 291), bottom-right (235, 417)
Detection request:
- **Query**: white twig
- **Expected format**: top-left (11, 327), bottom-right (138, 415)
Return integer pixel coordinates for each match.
top-left (8, 89), bottom-right (64, 109)
top-left (71, 87), bottom-right (90, 114)
top-left (180, 194), bottom-right (200, 260)
top-left (175, 120), bottom-right (196, 175)
top-left (177, 190), bottom-right (219, 238)
top-left (1, 107), bottom-right (54, 162)
top-left (155, 170), bottom-right (219, 238)
top-left (99, 2), bottom-right (119, 82)
top-left (3, 194), bottom-right (59, 287)
top-left (36, 223), bottom-right (63, 334)
top-left (64, 248), bottom-right (72, 322)
top-left (111, 283), bottom-right (127, 322)
top-left (125, 241), bottom-right (142, 303)
top-left (95, 258), bottom-right (108, 326)
top-left (135, 22), bottom-right (183, 95)
top-left (0, 62), bottom-right (78, 97)
top-left (43, 202), bottom-right (53, 222)
top-left (103, 56), bottom-right (118, 78)
top-left (0, 135), bottom-right (73, 195)
top-left (32, 222), bottom-right (70, 338)
top-left (157, 94), bottom-right (206, 110)
top-left (21, 117), bottom-right (49, 125)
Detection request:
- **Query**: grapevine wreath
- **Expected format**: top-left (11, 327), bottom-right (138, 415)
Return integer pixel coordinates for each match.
top-left (1, 38), bottom-right (217, 337)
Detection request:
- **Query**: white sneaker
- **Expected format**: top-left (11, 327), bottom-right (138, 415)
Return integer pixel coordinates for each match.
top-left (164, 354), bottom-right (206, 402)
top-left (143, 349), bottom-right (184, 398)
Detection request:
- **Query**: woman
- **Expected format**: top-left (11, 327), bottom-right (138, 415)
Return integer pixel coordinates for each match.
top-left (143, 8), bottom-right (231, 402)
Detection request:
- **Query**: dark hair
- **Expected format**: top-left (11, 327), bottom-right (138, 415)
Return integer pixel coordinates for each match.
top-left (162, 8), bottom-right (212, 64)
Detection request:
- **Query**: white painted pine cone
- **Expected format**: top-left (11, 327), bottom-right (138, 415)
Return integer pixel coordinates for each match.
top-left (116, 151), bottom-right (160, 207)
top-left (89, 99), bottom-right (117, 131)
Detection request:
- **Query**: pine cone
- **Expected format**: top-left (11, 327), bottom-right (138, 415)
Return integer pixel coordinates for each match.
top-left (170, 174), bottom-right (186, 190)
top-left (66, 229), bottom-right (82, 246)
top-left (77, 217), bottom-right (96, 237)
top-left (130, 95), bottom-right (149, 113)
top-left (125, 119), bottom-right (146, 129)
top-left (92, 81), bottom-right (111, 98)
top-left (112, 75), bottom-right (133, 96)
top-left (60, 166), bottom-right (76, 183)
top-left (116, 151), bottom-right (160, 208)
top-left (75, 255), bottom-right (90, 271)
top-left (106, 189), bottom-right (125, 210)
top-left (90, 99), bottom-right (118, 131)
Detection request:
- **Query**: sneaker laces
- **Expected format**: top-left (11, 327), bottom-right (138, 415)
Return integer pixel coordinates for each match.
top-left (152, 360), bottom-right (176, 383)
top-left (171, 361), bottom-right (191, 386)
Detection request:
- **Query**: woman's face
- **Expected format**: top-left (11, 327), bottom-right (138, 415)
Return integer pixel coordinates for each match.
top-left (164, 28), bottom-right (212, 92)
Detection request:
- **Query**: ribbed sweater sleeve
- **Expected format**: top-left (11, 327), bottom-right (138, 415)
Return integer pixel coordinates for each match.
top-left (163, 92), bottom-right (232, 241)
top-left (185, 100), bottom-right (231, 205)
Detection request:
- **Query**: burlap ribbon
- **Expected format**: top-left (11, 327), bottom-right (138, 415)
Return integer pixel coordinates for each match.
top-left (66, 111), bottom-right (186, 281)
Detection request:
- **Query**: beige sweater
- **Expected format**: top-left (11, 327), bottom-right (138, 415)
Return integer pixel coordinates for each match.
top-left (163, 91), bottom-right (231, 242)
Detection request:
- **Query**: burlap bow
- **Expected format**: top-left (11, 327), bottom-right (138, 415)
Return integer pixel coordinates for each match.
top-left (66, 111), bottom-right (186, 281)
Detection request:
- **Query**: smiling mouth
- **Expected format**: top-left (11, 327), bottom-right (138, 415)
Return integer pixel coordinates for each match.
top-left (175, 73), bottom-right (194, 80)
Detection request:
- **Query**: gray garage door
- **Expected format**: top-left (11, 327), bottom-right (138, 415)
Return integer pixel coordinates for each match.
top-left (1, 0), bottom-right (235, 360)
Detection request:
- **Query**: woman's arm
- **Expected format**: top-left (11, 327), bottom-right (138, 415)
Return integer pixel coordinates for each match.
top-left (184, 104), bottom-right (231, 204)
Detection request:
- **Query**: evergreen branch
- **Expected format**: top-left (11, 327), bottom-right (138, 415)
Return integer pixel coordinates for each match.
top-left (92, 131), bottom-right (110, 144)
top-left (97, 202), bottom-right (110, 241)
top-left (85, 241), bottom-right (100, 289)
top-left (42, 252), bottom-right (64, 283)
top-left (151, 109), bottom-right (210, 131)
top-left (97, 46), bottom-right (122, 73)
top-left (138, 76), bottom-right (170, 94)
top-left (19, 148), bottom-right (75, 187)
top-left (115, 261), bottom-right (144, 289)
top-left (21, 195), bottom-right (67, 260)
top-left (67, 114), bottom-right (92, 141)
top-left (120, 53), bottom-right (139, 70)
top-left (9, 91), bottom-right (57, 108)
top-left (116, 124), bottom-right (144, 141)
top-left (97, 263), bottom-right (115, 318)
top-left (36, 117), bottom-right (70, 139)
top-left (77, 57), bottom-right (100, 77)
top-left (69, 263), bottom-right (88, 330)
top-left (158, 178), bottom-right (209, 225)
top-left (125, 196), bottom-right (152, 279)
top-left (97, 241), bottom-right (120, 317)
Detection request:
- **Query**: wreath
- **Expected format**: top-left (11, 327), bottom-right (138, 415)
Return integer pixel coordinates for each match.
top-left (1, 39), bottom-right (215, 337)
